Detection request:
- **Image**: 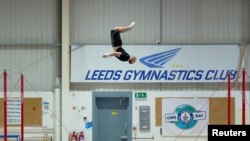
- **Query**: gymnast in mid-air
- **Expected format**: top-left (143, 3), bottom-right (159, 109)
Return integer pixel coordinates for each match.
top-left (102, 21), bottom-right (137, 64)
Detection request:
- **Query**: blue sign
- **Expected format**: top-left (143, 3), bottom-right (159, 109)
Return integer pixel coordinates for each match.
top-left (85, 121), bottom-right (93, 129)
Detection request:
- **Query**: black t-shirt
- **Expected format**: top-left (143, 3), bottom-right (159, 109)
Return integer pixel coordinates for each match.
top-left (111, 30), bottom-right (122, 47)
top-left (115, 47), bottom-right (130, 61)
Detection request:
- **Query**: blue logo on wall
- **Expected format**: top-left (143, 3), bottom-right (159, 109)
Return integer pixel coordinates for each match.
top-left (174, 104), bottom-right (197, 129)
top-left (165, 104), bottom-right (206, 130)
top-left (139, 48), bottom-right (181, 68)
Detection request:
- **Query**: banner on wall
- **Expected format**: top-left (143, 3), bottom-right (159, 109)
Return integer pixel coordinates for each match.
top-left (162, 98), bottom-right (209, 136)
top-left (71, 45), bottom-right (239, 82)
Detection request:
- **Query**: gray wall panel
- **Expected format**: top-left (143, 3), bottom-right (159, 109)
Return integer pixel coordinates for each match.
top-left (71, 0), bottom-right (249, 45)
top-left (0, 0), bottom-right (249, 91)
top-left (0, 46), bottom-right (60, 91)
top-left (70, 0), bottom-right (249, 91)
top-left (71, 0), bottom-right (161, 44)
top-left (0, 0), bottom-right (60, 91)
top-left (0, 0), bottom-right (59, 44)
top-left (243, 0), bottom-right (250, 43)
top-left (162, 0), bottom-right (244, 44)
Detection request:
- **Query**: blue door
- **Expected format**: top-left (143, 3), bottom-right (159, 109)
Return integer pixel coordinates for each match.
top-left (93, 92), bottom-right (132, 141)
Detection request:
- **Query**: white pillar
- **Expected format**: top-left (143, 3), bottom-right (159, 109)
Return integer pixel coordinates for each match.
top-left (61, 0), bottom-right (70, 140)
top-left (54, 88), bottom-right (61, 141)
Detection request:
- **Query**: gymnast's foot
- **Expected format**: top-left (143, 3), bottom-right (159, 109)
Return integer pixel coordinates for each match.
top-left (128, 21), bottom-right (135, 29)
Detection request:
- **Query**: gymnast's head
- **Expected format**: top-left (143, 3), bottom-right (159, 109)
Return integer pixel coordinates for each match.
top-left (128, 56), bottom-right (137, 64)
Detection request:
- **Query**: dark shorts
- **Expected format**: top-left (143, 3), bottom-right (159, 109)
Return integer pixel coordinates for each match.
top-left (115, 47), bottom-right (130, 61)
top-left (111, 30), bottom-right (122, 47)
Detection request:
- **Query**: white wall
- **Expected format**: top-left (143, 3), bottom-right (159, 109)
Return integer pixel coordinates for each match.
top-left (68, 90), bottom-right (250, 141)
top-left (66, 91), bottom-right (93, 141)
top-left (0, 90), bottom-right (249, 140)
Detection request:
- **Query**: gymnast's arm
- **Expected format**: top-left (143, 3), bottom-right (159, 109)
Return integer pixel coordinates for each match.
top-left (102, 51), bottom-right (121, 58)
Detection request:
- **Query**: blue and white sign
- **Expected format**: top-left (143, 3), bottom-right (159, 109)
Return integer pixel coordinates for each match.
top-left (7, 97), bottom-right (21, 125)
top-left (165, 104), bottom-right (206, 130)
top-left (71, 45), bottom-right (239, 82)
top-left (162, 98), bottom-right (209, 136)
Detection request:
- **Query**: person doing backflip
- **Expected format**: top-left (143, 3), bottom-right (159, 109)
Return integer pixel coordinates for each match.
top-left (102, 22), bottom-right (136, 64)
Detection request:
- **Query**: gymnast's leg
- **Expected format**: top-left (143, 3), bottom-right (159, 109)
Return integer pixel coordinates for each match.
top-left (114, 21), bottom-right (135, 33)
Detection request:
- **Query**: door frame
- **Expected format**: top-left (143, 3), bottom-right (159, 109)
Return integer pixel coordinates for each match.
top-left (92, 91), bottom-right (132, 141)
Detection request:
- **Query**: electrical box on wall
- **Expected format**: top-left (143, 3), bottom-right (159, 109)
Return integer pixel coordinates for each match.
top-left (139, 106), bottom-right (150, 132)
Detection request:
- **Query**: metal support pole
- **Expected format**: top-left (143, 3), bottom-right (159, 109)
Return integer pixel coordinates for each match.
top-left (242, 69), bottom-right (246, 125)
top-left (21, 74), bottom-right (24, 141)
top-left (227, 72), bottom-right (231, 125)
top-left (3, 70), bottom-right (7, 141)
